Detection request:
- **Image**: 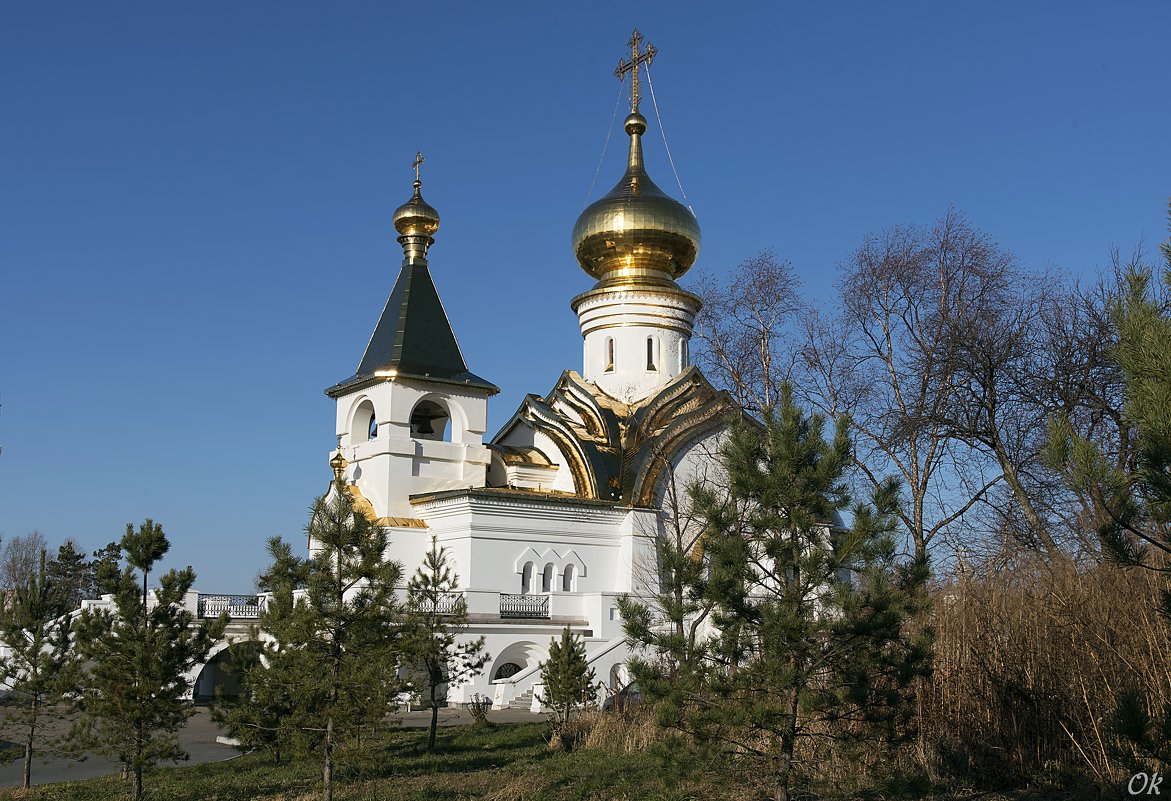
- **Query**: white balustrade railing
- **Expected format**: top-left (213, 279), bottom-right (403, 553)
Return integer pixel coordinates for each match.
top-left (198, 594), bottom-right (266, 619)
top-left (411, 592), bottom-right (464, 615)
top-left (499, 593), bottom-right (550, 619)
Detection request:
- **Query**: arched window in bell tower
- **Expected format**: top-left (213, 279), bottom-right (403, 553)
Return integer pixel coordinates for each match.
top-left (410, 399), bottom-right (450, 441)
top-left (681, 338), bottom-right (689, 370)
top-left (604, 337), bottom-right (615, 372)
top-left (353, 400), bottom-right (376, 444)
top-left (646, 337), bottom-right (658, 371)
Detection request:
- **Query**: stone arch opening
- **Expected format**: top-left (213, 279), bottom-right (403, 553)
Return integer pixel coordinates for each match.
top-left (488, 641), bottom-right (543, 684)
top-left (410, 399), bottom-right (449, 441)
top-left (351, 399), bottom-right (377, 444)
top-left (192, 641), bottom-right (262, 703)
top-left (409, 394), bottom-right (469, 444)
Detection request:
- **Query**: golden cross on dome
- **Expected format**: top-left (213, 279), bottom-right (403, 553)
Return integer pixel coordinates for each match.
top-left (412, 151), bottom-right (425, 183)
top-left (614, 29), bottom-right (657, 113)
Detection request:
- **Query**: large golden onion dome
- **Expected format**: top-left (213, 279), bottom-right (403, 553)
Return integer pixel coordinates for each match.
top-left (572, 111), bottom-right (700, 287)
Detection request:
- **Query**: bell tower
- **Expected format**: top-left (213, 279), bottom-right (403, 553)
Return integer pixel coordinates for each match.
top-left (325, 153), bottom-right (498, 518)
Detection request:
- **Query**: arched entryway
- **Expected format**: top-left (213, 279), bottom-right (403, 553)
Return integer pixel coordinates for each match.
top-left (488, 641), bottom-right (544, 683)
top-left (192, 641), bottom-right (262, 703)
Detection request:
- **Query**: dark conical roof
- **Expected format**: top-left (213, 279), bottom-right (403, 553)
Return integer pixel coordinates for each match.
top-left (325, 259), bottom-right (497, 397)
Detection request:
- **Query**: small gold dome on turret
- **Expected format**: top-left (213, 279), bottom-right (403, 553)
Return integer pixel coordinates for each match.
top-left (392, 152), bottom-right (440, 262)
top-left (392, 180), bottom-right (440, 238)
top-left (572, 111), bottom-right (700, 288)
top-left (329, 451), bottom-right (347, 479)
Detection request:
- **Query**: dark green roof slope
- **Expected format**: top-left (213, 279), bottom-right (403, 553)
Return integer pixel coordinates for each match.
top-left (326, 260), bottom-right (497, 396)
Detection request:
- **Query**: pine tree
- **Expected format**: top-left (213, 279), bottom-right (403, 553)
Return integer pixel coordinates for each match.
top-left (0, 549), bottom-right (82, 789)
top-left (661, 387), bottom-right (931, 801)
top-left (250, 478), bottom-right (405, 801)
top-left (71, 521), bottom-right (226, 801)
top-left (1047, 203), bottom-right (1171, 766)
top-left (46, 539), bottom-right (91, 612)
top-left (617, 465), bottom-right (718, 719)
top-left (401, 535), bottom-right (488, 751)
top-left (538, 626), bottom-right (597, 752)
top-left (88, 540), bottom-right (122, 586)
top-left (213, 542), bottom-right (309, 763)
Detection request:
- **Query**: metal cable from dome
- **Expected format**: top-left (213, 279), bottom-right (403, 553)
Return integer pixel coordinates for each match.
top-left (585, 81), bottom-right (626, 206)
top-left (644, 62), bottom-right (693, 215)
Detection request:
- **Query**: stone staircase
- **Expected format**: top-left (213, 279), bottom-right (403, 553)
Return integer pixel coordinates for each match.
top-left (507, 688), bottom-right (535, 711)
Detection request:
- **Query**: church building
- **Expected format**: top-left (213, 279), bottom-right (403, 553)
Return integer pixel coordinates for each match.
top-left (321, 33), bottom-right (735, 709)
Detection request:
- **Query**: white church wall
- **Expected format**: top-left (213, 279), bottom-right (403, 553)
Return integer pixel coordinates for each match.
top-left (385, 526), bottom-right (438, 584)
top-left (575, 287), bottom-right (699, 402)
top-left (584, 325), bottom-right (690, 402)
top-left (417, 497), bottom-right (623, 594)
top-left (530, 430), bottom-right (577, 493)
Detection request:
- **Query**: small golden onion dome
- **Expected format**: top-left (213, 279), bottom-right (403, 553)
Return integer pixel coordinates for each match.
top-left (329, 451), bottom-right (347, 478)
top-left (392, 180), bottom-right (441, 238)
top-left (572, 111), bottom-right (700, 287)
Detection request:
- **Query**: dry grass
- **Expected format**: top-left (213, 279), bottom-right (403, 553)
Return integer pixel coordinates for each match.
top-left (580, 705), bottom-right (660, 755)
top-left (919, 555), bottom-right (1168, 791)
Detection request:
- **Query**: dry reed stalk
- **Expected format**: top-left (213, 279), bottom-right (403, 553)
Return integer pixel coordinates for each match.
top-left (918, 555), bottom-right (1167, 790)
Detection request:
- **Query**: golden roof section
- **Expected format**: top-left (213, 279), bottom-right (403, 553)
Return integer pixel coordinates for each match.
top-left (491, 368), bottom-right (735, 505)
top-left (374, 516), bottom-right (429, 529)
top-left (344, 484), bottom-right (428, 529)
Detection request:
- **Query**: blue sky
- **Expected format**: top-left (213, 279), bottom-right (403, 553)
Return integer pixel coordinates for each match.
top-left (2, 1), bottom-right (1168, 591)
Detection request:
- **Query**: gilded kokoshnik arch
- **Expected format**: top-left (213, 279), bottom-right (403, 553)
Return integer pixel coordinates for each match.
top-left (491, 368), bottom-right (735, 504)
top-left (314, 31), bottom-right (736, 711)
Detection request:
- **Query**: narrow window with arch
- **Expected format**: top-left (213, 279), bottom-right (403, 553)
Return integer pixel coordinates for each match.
top-left (521, 562), bottom-right (534, 595)
top-left (680, 338), bottom-right (689, 370)
top-left (604, 337), bottom-right (615, 372)
top-left (353, 399), bottom-right (377, 444)
top-left (541, 563), bottom-right (555, 593)
top-left (646, 336), bottom-right (657, 371)
top-left (562, 563), bottom-right (576, 592)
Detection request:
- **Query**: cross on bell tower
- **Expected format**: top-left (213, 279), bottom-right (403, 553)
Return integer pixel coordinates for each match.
top-left (412, 150), bottom-right (425, 184)
top-left (614, 29), bottom-right (657, 113)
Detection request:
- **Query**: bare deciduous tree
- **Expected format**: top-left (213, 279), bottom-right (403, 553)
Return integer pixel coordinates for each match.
top-left (1, 531), bottom-right (49, 591)
top-left (693, 212), bottom-right (1137, 567)
top-left (803, 211), bottom-right (1005, 559)
top-left (1030, 254), bottom-right (1145, 555)
top-left (691, 251), bottom-right (802, 413)
top-left (934, 264), bottom-right (1059, 553)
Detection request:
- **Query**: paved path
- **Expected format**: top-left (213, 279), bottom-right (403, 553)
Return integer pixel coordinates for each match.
top-left (0, 707), bottom-right (237, 788)
top-left (0, 706), bottom-right (546, 788)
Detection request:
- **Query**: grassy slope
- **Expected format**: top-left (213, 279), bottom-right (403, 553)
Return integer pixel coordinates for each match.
top-left (0, 722), bottom-right (1085, 801)
top-left (0, 723), bottom-right (686, 801)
